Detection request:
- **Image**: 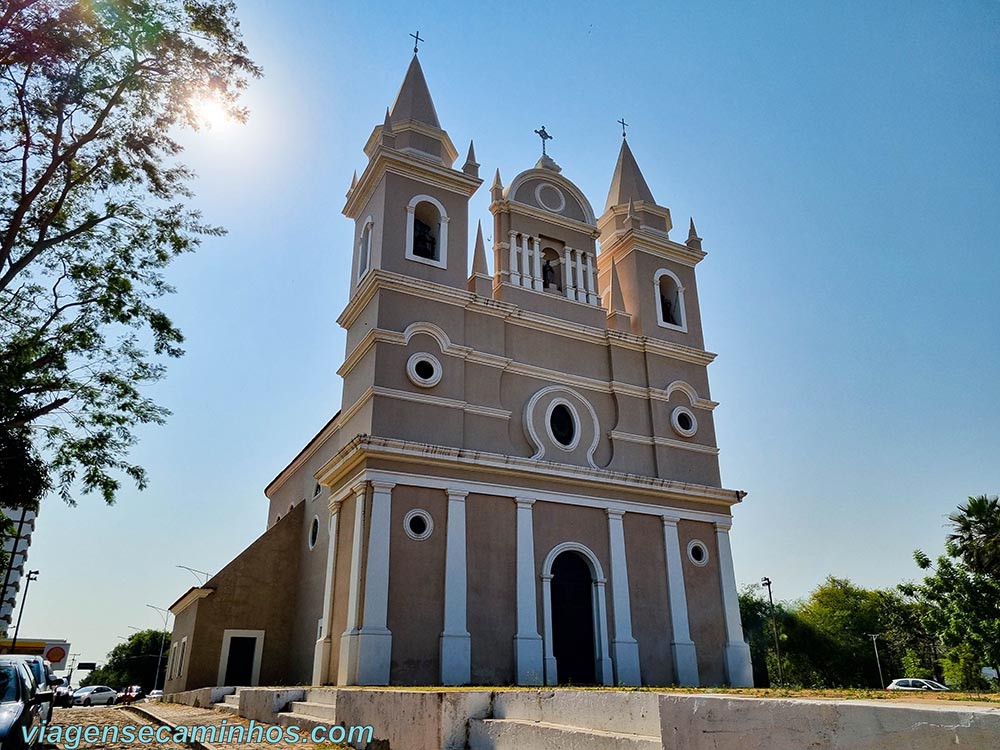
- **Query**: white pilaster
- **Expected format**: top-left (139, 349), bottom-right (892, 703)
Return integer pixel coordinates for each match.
top-left (355, 480), bottom-right (395, 685)
top-left (563, 246), bottom-right (575, 299)
top-left (662, 517), bottom-right (700, 686)
top-left (514, 497), bottom-right (543, 685)
top-left (508, 231), bottom-right (521, 286)
top-left (337, 484), bottom-right (367, 685)
top-left (606, 509), bottom-right (641, 685)
top-left (312, 497), bottom-right (342, 686)
top-left (532, 237), bottom-right (543, 291)
top-left (593, 579), bottom-right (614, 685)
top-left (715, 522), bottom-right (754, 687)
top-left (586, 253), bottom-right (598, 305)
top-left (520, 234), bottom-right (532, 287)
top-left (541, 573), bottom-right (557, 685)
top-left (574, 249), bottom-right (586, 302)
top-left (440, 489), bottom-right (471, 685)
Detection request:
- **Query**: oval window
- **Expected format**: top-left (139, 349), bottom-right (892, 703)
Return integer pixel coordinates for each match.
top-left (403, 509), bottom-right (434, 541)
top-left (550, 404), bottom-right (576, 447)
top-left (687, 540), bottom-right (709, 567)
top-left (407, 352), bottom-right (442, 388)
top-left (308, 517), bottom-right (320, 549)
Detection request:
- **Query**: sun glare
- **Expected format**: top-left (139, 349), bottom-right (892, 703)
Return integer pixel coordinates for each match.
top-left (192, 95), bottom-right (232, 130)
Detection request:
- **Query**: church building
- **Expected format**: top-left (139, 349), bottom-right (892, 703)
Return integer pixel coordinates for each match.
top-left (163, 51), bottom-right (754, 692)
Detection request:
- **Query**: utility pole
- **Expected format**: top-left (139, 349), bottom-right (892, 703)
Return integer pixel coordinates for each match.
top-left (0, 508), bottom-right (29, 636)
top-left (147, 605), bottom-right (171, 691)
top-left (760, 576), bottom-right (784, 685)
top-left (10, 570), bottom-right (39, 652)
top-left (866, 633), bottom-right (885, 688)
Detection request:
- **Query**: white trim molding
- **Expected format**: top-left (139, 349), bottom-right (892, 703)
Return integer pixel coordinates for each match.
top-left (662, 517), bottom-right (699, 686)
top-left (440, 489), bottom-right (471, 685)
top-left (671, 406), bottom-right (699, 438)
top-left (606, 509), bottom-right (641, 686)
top-left (217, 629), bottom-right (265, 687)
top-left (356, 480), bottom-right (395, 685)
top-left (357, 216), bottom-right (374, 281)
top-left (544, 397), bottom-right (581, 451)
top-left (403, 508), bottom-right (434, 541)
top-left (687, 538), bottom-right (709, 567)
top-left (540, 541), bottom-right (613, 686)
top-left (404, 194), bottom-right (449, 269)
top-left (514, 497), bottom-right (544, 685)
top-left (714, 522), bottom-right (754, 687)
top-left (653, 268), bottom-right (688, 333)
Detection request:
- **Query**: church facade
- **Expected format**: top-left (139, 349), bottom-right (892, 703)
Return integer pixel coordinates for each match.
top-left (163, 53), bottom-right (754, 692)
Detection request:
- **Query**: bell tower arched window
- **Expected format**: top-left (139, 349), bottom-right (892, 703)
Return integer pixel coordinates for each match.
top-left (654, 268), bottom-right (687, 332)
top-left (405, 194), bottom-right (449, 269)
top-left (357, 217), bottom-right (373, 281)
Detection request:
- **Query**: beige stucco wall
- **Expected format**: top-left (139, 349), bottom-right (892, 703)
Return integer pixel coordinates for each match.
top-left (678, 520), bottom-right (728, 685)
top-left (624, 512), bottom-right (675, 686)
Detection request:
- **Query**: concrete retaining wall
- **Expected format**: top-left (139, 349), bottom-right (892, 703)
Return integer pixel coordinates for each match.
top-left (165, 686), bottom-right (234, 708)
top-left (659, 694), bottom-right (1000, 750)
top-left (237, 688), bottom-right (306, 723)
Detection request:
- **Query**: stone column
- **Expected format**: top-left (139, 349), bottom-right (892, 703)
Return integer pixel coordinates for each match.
top-left (662, 517), bottom-right (700, 686)
top-left (508, 231), bottom-right (520, 286)
top-left (593, 578), bottom-right (614, 685)
top-left (586, 253), bottom-right (598, 305)
top-left (440, 490), bottom-right (471, 685)
top-left (715, 522), bottom-right (754, 687)
top-left (355, 480), bottom-right (395, 685)
top-left (562, 247), bottom-right (575, 298)
top-left (574, 249), bottom-right (586, 302)
top-left (606, 509), bottom-right (641, 685)
top-left (514, 497), bottom-right (543, 685)
top-left (337, 484), bottom-right (367, 685)
top-left (532, 237), bottom-right (543, 291)
top-left (520, 234), bottom-right (532, 286)
top-left (541, 572), bottom-right (556, 685)
top-left (312, 496), bottom-right (342, 686)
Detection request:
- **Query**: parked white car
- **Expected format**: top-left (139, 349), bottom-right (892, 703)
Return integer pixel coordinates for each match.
top-left (146, 690), bottom-right (163, 701)
top-left (886, 678), bottom-right (950, 691)
top-left (72, 685), bottom-right (117, 705)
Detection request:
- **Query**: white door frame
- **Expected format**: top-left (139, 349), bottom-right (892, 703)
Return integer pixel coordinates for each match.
top-left (217, 629), bottom-right (265, 687)
top-left (540, 542), bottom-right (613, 686)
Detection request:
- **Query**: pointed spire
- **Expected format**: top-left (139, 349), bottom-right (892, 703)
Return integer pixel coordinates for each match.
top-left (463, 139), bottom-right (480, 177)
top-left (382, 107), bottom-right (394, 135)
top-left (472, 221), bottom-right (488, 275)
top-left (686, 217), bottom-right (702, 251)
top-left (491, 168), bottom-right (504, 201)
top-left (389, 54), bottom-right (441, 128)
top-left (625, 197), bottom-right (641, 230)
top-left (346, 170), bottom-right (358, 198)
top-left (605, 138), bottom-right (655, 212)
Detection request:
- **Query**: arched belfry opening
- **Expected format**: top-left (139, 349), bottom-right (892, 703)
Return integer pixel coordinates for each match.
top-left (550, 550), bottom-right (597, 684)
top-left (413, 201), bottom-right (441, 260)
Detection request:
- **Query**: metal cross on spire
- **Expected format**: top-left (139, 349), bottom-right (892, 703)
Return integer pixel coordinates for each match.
top-left (534, 125), bottom-right (553, 156)
top-left (618, 117), bottom-right (629, 138)
top-left (410, 30), bottom-right (424, 54)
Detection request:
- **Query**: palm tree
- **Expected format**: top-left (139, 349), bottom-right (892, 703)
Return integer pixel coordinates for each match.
top-left (946, 495), bottom-right (1000, 576)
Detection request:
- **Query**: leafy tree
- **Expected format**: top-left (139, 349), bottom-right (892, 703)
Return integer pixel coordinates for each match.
top-left (0, 0), bottom-right (260, 505)
top-left (81, 628), bottom-right (169, 691)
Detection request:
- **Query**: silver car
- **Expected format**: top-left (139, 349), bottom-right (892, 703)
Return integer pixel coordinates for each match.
top-left (71, 685), bottom-right (117, 706)
top-left (886, 678), bottom-right (950, 691)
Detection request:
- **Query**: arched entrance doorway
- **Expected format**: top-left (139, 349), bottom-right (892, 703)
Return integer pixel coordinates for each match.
top-left (541, 542), bottom-right (613, 686)
top-left (551, 551), bottom-right (596, 684)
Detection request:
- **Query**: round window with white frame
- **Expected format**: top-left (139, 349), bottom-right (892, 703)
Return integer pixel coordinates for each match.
top-left (687, 539), bottom-right (709, 567)
top-left (545, 399), bottom-right (580, 451)
top-left (535, 182), bottom-right (566, 214)
top-left (403, 509), bottom-right (434, 541)
top-left (406, 352), bottom-right (442, 388)
top-left (671, 406), bottom-right (698, 438)
top-left (308, 516), bottom-right (320, 550)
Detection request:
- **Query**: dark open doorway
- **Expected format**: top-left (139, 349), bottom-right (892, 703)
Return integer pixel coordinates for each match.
top-left (224, 636), bottom-right (256, 686)
top-left (551, 550), bottom-right (597, 685)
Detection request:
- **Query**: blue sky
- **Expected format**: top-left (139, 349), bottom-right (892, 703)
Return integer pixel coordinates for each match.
top-left (16, 1), bottom-right (1000, 674)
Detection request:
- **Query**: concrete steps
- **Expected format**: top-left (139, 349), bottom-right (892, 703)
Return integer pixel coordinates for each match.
top-left (275, 689), bottom-right (338, 731)
top-left (469, 718), bottom-right (661, 750)
top-left (469, 689), bottom-right (662, 750)
top-left (213, 689), bottom-right (241, 714)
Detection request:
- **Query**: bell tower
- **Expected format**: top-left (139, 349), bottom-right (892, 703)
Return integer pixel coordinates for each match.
top-left (343, 53), bottom-right (482, 296)
top-left (596, 138), bottom-right (708, 349)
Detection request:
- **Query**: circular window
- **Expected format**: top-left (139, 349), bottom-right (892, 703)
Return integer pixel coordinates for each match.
top-left (406, 352), bottom-right (442, 388)
top-left (308, 516), bottom-right (320, 550)
top-left (403, 509), bottom-right (434, 541)
top-left (671, 406), bottom-right (698, 437)
top-left (535, 182), bottom-right (567, 213)
top-left (687, 539), bottom-right (709, 567)
top-left (547, 402), bottom-right (578, 449)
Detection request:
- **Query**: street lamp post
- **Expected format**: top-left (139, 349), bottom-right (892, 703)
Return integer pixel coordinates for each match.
top-left (760, 576), bottom-right (784, 686)
top-left (866, 633), bottom-right (885, 688)
top-left (10, 570), bottom-right (39, 652)
top-left (147, 605), bottom-right (171, 692)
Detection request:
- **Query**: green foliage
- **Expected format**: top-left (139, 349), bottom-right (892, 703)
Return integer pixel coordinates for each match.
top-left (947, 495), bottom-right (1000, 577)
top-left (81, 628), bottom-right (169, 691)
top-left (942, 642), bottom-right (989, 691)
top-left (901, 649), bottom-right (932, 679)
top-left (0, 0), bottom-right (260, 505)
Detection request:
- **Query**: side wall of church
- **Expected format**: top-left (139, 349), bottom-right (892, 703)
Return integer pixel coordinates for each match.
top-left (679, 519), bottom-right (728, 685)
